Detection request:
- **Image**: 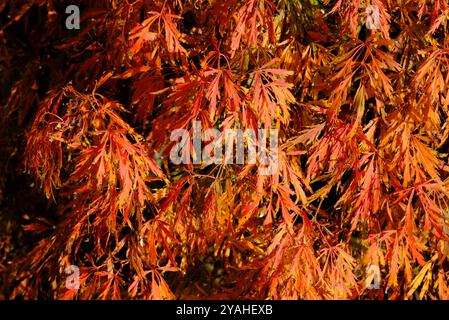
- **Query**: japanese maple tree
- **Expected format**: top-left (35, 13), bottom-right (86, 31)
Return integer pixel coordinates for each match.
top-left (1, 0), bottom-right (449, 300)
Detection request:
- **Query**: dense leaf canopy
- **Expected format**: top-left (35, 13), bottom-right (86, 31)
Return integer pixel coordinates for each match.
top-left (1, 0), bottom-right (449, 299)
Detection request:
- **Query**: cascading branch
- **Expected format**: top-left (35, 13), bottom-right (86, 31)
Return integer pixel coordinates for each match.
top-left (1, 0), bottom-right (449, 300)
